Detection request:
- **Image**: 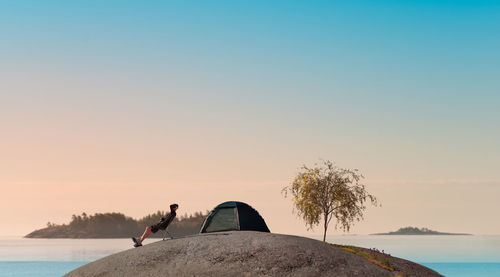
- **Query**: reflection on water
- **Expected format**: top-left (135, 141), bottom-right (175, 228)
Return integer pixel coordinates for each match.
top-left (422, 262), bottom-right (500, 277)
top-left (0, 237), bottom-right (161, 262)
top-left (2, 235), bottom-right (500, 263)
top-left (0, 261), bottom-right (87, 277)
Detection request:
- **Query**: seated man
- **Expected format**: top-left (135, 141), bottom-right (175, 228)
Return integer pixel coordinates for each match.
top-left (132, 203), bottom-right (178, 247)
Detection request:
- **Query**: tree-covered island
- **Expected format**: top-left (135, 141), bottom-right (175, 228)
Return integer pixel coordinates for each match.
top-left (25, 211), bottom-right (208, 238)
top-left (372, 226), bottom-right (472, 235)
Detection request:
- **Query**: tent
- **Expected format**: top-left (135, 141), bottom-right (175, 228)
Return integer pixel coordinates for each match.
top-left (200, 201), bottom-right (270, 233)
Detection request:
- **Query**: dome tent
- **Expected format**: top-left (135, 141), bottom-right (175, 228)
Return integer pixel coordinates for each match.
top-left (200, 201), bottom-right (270, 233)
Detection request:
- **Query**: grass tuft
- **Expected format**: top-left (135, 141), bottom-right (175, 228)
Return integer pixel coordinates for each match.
top-left (330, 244), bottom-right (395, 271)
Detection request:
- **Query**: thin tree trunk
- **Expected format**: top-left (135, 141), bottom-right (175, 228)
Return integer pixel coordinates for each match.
top-left (323, 212), bottom-right (328, 242)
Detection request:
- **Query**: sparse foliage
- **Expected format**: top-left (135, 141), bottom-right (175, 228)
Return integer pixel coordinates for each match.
top-left (283, 160), bottom-right (379, 242)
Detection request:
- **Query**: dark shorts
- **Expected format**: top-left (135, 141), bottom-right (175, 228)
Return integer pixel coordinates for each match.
top-left (149, 221), bottom-right (168, 233)
top-left (149, 224), bottom-right (160, 233)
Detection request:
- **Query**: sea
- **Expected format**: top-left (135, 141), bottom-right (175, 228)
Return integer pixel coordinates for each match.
top-left (1, 235), bottom-right (499, 277)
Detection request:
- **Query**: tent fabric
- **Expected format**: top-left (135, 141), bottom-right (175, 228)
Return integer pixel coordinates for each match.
top-left (200, 201), bottom-right (270, 233)
top-left (204, 207), bottom-right (238, 233)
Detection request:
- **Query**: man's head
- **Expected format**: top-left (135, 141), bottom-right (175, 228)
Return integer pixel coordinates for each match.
top-left (170, 203), bottom-right (179, 212)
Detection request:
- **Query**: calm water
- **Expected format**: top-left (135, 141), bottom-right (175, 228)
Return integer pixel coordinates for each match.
top-left (1, 235), bottom-right (499, 276)
top-left (0, 237), bottom-right (162, 276)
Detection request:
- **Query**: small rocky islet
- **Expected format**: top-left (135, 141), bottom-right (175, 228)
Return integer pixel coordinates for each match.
top-left (372, 226), bottom-right (472, 236)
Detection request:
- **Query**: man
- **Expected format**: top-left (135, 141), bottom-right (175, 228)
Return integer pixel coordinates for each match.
top-left (132, 203), bottom-right (178, 247)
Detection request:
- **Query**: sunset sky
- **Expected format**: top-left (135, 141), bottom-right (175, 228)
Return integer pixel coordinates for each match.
top-left (1, 0), bottom-right (499, 237)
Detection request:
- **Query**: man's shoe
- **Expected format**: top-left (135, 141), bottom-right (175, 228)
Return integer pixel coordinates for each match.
top-left (131, 237), bottom-right (142, 247)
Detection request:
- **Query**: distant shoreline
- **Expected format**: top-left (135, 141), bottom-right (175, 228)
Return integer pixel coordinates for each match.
top-left (24, 211), bottom-right (206, 239)
top-left (371, 227), bottom-right (472, 236)
top-left (372, 232), bottom-right (472, 236)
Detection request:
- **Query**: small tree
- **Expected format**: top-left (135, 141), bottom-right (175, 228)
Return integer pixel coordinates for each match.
top-left (283, 160), bottom-right (379, 242)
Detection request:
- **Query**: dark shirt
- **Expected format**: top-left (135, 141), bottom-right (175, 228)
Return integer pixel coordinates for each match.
top-left (158, 211), bottom-right (176, 230)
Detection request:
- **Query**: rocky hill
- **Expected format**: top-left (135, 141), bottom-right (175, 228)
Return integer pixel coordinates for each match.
top-left (65, 231), bottom-right (442, 277)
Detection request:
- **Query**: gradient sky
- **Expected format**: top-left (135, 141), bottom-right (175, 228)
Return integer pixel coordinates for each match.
top-left (1, 0), bottom-right (499, 236)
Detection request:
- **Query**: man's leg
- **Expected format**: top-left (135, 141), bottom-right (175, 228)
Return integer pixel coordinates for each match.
top-left (138, 226), bottom-right (152, 244)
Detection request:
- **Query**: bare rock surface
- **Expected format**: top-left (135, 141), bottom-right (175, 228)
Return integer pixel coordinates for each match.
top-left (65, 231), bottom-right (441, 277)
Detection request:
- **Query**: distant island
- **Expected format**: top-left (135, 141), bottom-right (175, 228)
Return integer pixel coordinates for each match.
top-left (372, 226), bottom-right (472, 236)
top-left (25, 211), bottom-right (207, 238)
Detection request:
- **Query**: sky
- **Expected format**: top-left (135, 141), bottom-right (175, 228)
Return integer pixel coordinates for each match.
top-left (0, 0), bottom-right (499, 236)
